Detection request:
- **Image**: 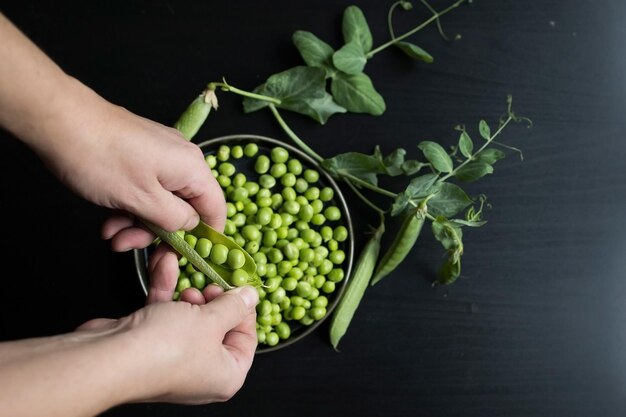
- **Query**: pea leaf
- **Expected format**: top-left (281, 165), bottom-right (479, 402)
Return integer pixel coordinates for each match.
top-left (331, 72), bottom-right (386, 115)
top-left (382, 147), bottom-right (406, 176)
top-left (321, 151), bottom-right (386, 186)
top-left (450, 219), bottom-right (487, 227)
top-left (428, 183), bottom-right (472, 218)
top-left (294, 93), bottom-right (347, 125)
top-left (475, 148), bottom-right (506, 164)
top-left (401, 159), bottom-right (426, 175)
top-left (342, 5), bottom-right (373, 53)
top-left (391, 173), bottom-right (440, 216)
top-left (391, 192), bottom-right (411, 216)
top-left (431, 216), bottom-right (463, 251)
top-left (454, 162), bottom-right (494, 182)
top-left (418, 141), bottom-right (453, 173)
top-left (395, 41), bottom-right (433, 63)
top-left (479, 119), bottom-right (491, 140)
top-left (332, 41), bottom-right (367, 75)
top-left (405, 173), bottom-right (439, 198)
top-left (243, 66), bottom-right (345, 123)
top-left (292, 31), bottom-right (335, 75)
top-left (458, 131), bottom-right (473, 159)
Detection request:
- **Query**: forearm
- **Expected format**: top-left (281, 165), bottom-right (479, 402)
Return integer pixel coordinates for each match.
top-left (0, 331), bottom-right (151, 417)
top-left (0, 12), bottom-right (113, 159)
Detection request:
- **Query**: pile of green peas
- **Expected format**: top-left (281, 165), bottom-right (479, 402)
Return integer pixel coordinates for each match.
top-left (182, 140), bottom-right (349, 348)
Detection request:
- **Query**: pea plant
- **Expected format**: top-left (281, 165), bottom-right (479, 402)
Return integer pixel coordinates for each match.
top-left (176, 0), bottom-right (532, 349)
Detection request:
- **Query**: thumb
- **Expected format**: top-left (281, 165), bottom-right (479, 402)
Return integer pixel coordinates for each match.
top-left (204, 286), bottom-right (259, 333)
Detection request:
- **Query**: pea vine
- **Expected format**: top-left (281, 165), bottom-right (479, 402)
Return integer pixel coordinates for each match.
top-left (177, 0), bottom-right (532, 347)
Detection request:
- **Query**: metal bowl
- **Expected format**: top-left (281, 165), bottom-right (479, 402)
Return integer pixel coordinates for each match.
top-left (134, 134), bottom-right (354, 353)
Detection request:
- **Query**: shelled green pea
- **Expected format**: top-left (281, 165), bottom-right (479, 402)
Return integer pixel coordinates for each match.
top-left (174, 142), bottom-right (350, 348)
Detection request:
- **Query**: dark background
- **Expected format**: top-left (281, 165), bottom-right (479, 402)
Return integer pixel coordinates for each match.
top-left (1, 1), bottom-right (625, 416)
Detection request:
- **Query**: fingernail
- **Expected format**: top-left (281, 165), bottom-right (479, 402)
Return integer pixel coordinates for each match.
top-left (237, 286), bottom-right (259, 309)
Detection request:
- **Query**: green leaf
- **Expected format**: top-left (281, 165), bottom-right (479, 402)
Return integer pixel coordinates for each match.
top-left (431, 216), bottom-right (463, 251)
top-left (332, 41), bottom-right (367, 75)
top-left (342, 5), bottom-right (373, 53)
top-left (331, 72), bottom-right (385, 115)
top-left (458, 131), bottom-right (473, 159)
top-left (242, 66), bottom-right (346, 123)
top-left (418, 141), bottom-right (453, 173)
top-left (242, 83), bottom-right (269, 113)
top-left (292, 31), bottom-right (335, 74)
top-left (405, 173), bottom-right (439, 199)
top-left (450, 219), bottom-right (487, 227)
top-left (395, 41), bottom-right (433, 63)
top-left (428, 183), bottom-right (472, 218)
top-left (479, 119), bottom-right (491, 140)
top-left (382, 148), bottom-right (406, 176)
top-left (321, 151), bottom-right (386, 186)
top-left (475, 148), bottom-right (505, 164)
top-left (391, 191), bottom-right (410, 216)
top-left (454, 162), bottom-right (494, 182)
top-left (293, 93), bottom-right (347, 125)
top-left (401, 159), bottom-right (426, 175)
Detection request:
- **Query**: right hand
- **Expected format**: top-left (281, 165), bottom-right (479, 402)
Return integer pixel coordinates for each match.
top-left (77, 285), bottom-right (259, 404)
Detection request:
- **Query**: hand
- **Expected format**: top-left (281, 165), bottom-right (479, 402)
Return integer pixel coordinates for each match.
top-left (0, 14), bottom-right (225, 301)
top-left (77, 285), bottom-right (259, 405)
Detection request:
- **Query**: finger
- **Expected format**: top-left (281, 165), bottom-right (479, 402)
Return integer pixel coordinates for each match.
top-left (75, 318), bottom-right (118, 332)
top-left (130, 182), bottom-right (200, 233)
top-left (202, 283), bottom-right (224, 302)
top-left (222, 306), bottom-right (258, 364)
top-left (179, 287), bottom-right (206, 304)
top-left (146, 249), bottom-right (179, 304)
top-left (202, 286), bottom-right (258, 334)
top-left (101, 214), bottom-right (135, 240)
top-left (183, 175), bottom-right (227, 233)
top-left (108, 227), bottom-right (156, 252)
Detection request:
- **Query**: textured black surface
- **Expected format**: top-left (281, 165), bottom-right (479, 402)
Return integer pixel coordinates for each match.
top-left (1, 1), bottom-right (625, 416)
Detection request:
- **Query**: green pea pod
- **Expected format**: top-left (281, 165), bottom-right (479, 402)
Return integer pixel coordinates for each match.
top-left (173, 88), bottom-right (216, 141)
top-left (329, 223), bottom-right (384, 350)
top-left (190, 220), bottom-right (261, 288)
top-left (370, 211), bottom-right (424, 286)
top-left (142, 219), bottom-right (260, 290)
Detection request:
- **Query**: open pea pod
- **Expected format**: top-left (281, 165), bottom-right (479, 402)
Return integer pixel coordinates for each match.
top-left (190, 220), bottom-right (260, 287)
top-left (142, 219), bottom-right (260, 290)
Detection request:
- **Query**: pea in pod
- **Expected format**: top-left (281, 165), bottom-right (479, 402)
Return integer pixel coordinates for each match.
top-left (190, 220), bottom-right (261, 287)
top-left (329, 221), bottom-right (384, 350)
top-left (142, 219), bottom-right (260, 290)
top-left (369, 208), bottom-right (425, 286)
top-left (173, 87), bottom-right (218, 141)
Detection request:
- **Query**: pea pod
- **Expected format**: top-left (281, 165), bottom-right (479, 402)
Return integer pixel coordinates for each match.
top-left (142, 219), bottom-right (260, 290)
top-left (329, 221), bottom-right (384, 350)
top-left (173, 87), bottom-right (217, 141)
top-left (190, 220), bottom-right (261, 287)
top-left (369, 209), bottom-right (424, 286)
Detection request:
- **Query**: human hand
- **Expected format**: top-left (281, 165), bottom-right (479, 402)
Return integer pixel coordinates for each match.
top-left (77, 285), bottom-right (259, 405)
top-left (0, 15), bottom-right (225, 301)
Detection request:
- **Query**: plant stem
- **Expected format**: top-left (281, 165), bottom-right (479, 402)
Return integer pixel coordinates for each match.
top-left (208, 81), bottom-right (282, 105)
top-left (367, 0), bottom-right (466, 58)
top-left (387, 1), bottom-right (403, 39)
top-left (338, 171), bottom-right (397, 198)
top-left (344, 178), bottom-right (386, 215)
top-left (439, 115), bottom-right (513, 182)
top-left (268, 104), bottom-right (324, 163)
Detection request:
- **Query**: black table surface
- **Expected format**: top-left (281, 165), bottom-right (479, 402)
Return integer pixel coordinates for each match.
top-left (1, 1), bottom-right (625, 416)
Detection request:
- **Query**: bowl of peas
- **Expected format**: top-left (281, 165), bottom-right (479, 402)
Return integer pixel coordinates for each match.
top-left (134, 134), bottom-right (354, 353)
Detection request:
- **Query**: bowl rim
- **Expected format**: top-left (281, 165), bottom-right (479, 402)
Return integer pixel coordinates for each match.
top-left (134, 133), bottom-right (355, 353)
